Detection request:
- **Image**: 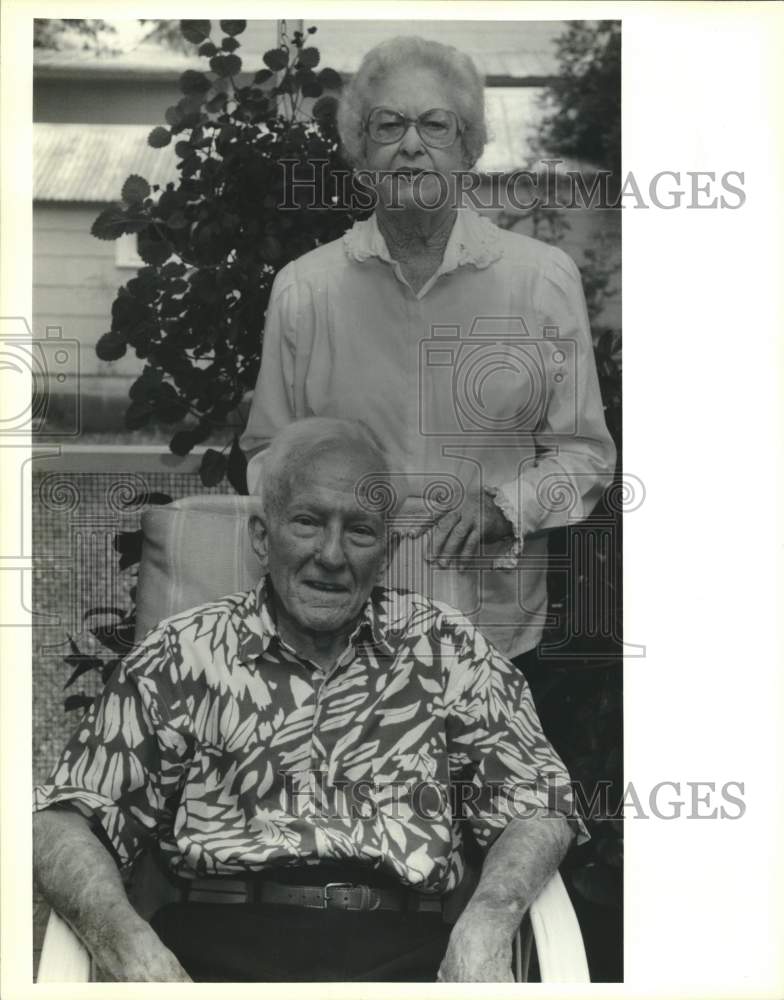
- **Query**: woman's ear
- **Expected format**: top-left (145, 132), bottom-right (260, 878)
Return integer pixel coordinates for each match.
top-left (248, 514), bottom-right (269, 570)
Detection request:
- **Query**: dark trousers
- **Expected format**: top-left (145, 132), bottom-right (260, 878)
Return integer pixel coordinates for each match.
top-left (151, 901), bottom-right (452, 982)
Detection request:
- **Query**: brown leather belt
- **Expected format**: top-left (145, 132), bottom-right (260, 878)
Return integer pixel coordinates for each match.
top-left (186, 878), bottom-right (442, 913)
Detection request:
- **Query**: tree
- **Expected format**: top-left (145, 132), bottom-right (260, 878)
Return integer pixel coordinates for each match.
top-left (537, 21), bottom-right (621, 178)
top-left (34, 19), bottom-right (118, 53)
top-left (91, 20), bottom-right (354, 490)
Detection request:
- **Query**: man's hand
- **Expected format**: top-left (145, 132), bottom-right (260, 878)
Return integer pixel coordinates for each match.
top-left (418, 489), bottom-right (513, 566)
top-left (93, 919), bottom-right (191, 982)
top-left (437, 912), bottom-right (514, 982)
top-left (437, 816), bottom-right (574, 982)
top-left (34, 808), bottom-right (192, 982)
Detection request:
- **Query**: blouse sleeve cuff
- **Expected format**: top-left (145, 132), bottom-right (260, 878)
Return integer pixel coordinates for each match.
top-left (484, 482), bottom-right (524, 569)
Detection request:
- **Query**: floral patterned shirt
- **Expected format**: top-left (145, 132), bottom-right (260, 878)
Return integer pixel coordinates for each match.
top-left (34, 583), bottom-right (587, 893)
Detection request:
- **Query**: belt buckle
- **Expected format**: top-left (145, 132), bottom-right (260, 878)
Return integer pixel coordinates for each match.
top-left (323, 882), bottom-right (353, 909)
top-left (322, 882), bottom-right (381, 911)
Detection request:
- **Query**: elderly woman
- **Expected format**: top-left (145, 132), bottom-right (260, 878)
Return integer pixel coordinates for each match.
top-left (240, 35), bottom-right (616, 664)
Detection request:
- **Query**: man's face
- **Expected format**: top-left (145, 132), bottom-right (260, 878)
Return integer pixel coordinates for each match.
top-left (251, 449), bottom-right (388, 640)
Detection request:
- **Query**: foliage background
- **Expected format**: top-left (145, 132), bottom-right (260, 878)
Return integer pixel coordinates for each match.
top-left (60, 19), bottom-right (623, 981)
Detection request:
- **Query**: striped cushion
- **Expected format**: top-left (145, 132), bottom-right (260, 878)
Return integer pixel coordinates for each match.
top-left (135, 494), bottom-right (472, 640)
top-left (136, 494), bottom-right (266, 639)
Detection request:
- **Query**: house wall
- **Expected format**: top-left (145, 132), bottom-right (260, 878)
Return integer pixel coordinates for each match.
top-left (33, 196), bottom-right (620, 434)
top-left (35, 77), bottom-right (181, 126)
top-left (34, 202), bottom-right (140, 373)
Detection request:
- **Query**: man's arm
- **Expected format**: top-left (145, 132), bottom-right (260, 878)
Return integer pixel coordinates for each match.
top-left (438, 814), bottom-right (573, 982)
top-left (34, 808), bottom-right (190, 982)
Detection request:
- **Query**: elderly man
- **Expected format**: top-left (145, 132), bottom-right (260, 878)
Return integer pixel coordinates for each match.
top-left (34, 418), bottom-right (586, 983)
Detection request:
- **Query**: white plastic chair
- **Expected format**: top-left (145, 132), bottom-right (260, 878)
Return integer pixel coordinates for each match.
top-left (37, 493), bottom-right (590, 983)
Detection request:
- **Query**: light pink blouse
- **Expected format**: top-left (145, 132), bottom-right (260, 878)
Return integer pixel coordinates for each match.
top-left (240, 209), bottom-right (616, 657)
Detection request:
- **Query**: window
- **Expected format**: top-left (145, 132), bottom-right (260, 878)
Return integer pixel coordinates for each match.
top-left (115, 233), bottom-right (144, 269)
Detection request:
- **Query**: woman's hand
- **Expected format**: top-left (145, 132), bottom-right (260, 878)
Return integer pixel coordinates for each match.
top-left (419, 489), bottom-right (514, 566)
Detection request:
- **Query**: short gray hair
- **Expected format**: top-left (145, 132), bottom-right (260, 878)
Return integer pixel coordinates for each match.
top-left (337, 36), bottom-right (488, 168)
top-left (257, 418), bottom-right (392, 518)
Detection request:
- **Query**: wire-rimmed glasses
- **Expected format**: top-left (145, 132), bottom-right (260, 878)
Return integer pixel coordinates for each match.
top-left (364, 107), bottom-right (463, 149)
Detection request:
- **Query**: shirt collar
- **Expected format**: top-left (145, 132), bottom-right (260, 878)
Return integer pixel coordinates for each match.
top-left (342, 207), bottom-right (504, 275)
top-left (236, 577), bottom-right (393, 663)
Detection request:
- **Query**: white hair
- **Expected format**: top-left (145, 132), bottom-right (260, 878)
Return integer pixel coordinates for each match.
top-left (257, 418), bottom-right (392, 518)
top-left (337, 35), bottom-right (488, 168)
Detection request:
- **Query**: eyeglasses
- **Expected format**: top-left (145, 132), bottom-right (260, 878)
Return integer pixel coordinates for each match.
top-left (364, 107), bottom-right (463, 149)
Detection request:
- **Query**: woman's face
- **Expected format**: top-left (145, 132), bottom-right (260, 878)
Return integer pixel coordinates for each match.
top-left (359, 65), bottom-right (468, 212)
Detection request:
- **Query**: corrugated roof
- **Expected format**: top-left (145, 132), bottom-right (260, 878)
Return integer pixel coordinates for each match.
top-left (34, 124), bottom-right (178, 202)
top-left (480, 88), bottom-right (542, 173)
top-left (35, 85), bottom-right (586, 203)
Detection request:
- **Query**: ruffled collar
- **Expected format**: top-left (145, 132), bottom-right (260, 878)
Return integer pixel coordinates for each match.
top-left (342, 207), bottom-right (504, 275)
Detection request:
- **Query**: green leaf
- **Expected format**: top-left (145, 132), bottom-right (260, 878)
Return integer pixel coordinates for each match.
top-left (254, 69), bottom-right (273, 85)
top-left (206, 92), bottom-right (228, 113)
top-left (210, 53), bottom-right (242, 78)
top-left (165, 105), bottom-right (185, 127)
top-left (198, 41), bottom-right (218, 57)
top-left (227, 435), bottom-right (248, 495)
top-left (180, 19), bottom-right (211, 44)
top-left (312, 95), bottom-right (338, 122)
top-left (121, 174), bottom-right (151, 204)
top-left (64, 654), bottom-right (104, 689)
top-left (298, 47), bottom-right (319, 69)
top-left (221, 36), bottom-right (240, 53)
top-left (137, 234), bottom-right (173, 266)
top-left (263, 48), bottom-right (288, 71)
top-left (113, 529), bottom-right (143, 567)
top-left (64, 694), bottom-right (94, 714)
top-left (91, 206), bottom-right (130, 241)
top-left (301, 79), bottom-right (323, 99)
top-left (165, 210), bottom-right (189, 230)
top-left (96, 331), bottom-right (127, 362)
top-left (179, 69), bottom-right (211, 95)
top-left (200, 448), bottom-right (227, 487)
top-left (259, 235), bottom-right (282, 263)
top-left (124, 399), bottom-right (154, 430)
top-left (90, 622), bottom-right (136, 654)
top-left (317, 67), bottom-right (342, 90)
top-left (147, 126), bottom-right (172, 149)
top-left (220, 19), bottom-right (246, 36)
top-left (170, 429), bottom-right (197, 456)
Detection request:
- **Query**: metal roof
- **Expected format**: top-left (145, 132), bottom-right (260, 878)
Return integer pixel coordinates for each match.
top-left (34, 86), bottom-right (587, 203)
top-left (34, 124), bottom-right (178, 202)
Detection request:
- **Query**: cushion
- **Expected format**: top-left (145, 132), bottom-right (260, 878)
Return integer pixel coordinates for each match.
top-left (136, 494), bottom-right (266, 639)
top-left (136, 494), bottom-right (474, 639)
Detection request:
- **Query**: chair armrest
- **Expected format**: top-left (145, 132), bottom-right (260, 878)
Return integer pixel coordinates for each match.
top-left (528, 871), bottom-right (590, 982)
top-left (37, 910), bottom-right (91, 982)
